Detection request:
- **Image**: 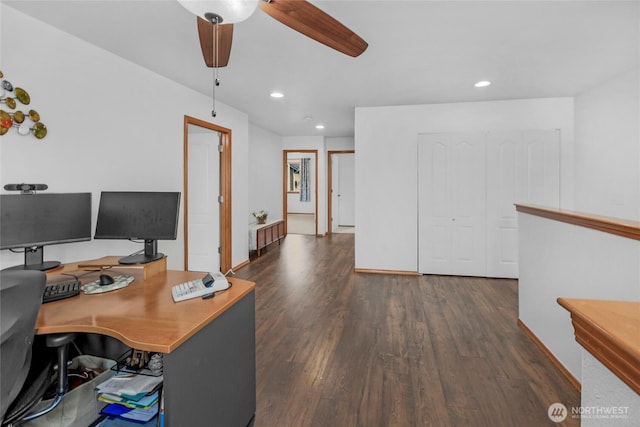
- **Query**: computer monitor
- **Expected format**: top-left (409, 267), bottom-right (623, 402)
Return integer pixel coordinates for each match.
top-left (94, 191), bottom-right (181, 265)
top-left (0, 193), bottom-right (92, 271)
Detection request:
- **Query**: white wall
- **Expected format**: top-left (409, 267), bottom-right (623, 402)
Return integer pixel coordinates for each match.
top-left (574, 68), bottom-right (640, 220)
top-left (0, 5), bottom-right (249, 270)
top-left (354, 98), bottom-right (574, 271)
top-left (326, 137), bottom-right (355, 151)
top-left (248, 124), bottom-right (282, 223)
top-left (283, 136), bottom-right (327, 235)
top-left (581, 352), bottom-right (640, 427)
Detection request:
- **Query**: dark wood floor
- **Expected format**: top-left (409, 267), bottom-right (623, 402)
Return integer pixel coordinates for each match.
top-left (235, 234), bottom-right (580, 427)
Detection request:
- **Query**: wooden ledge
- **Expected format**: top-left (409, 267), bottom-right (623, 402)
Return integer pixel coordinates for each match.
top-left (515, 204), bottom-right (640, 240)
top-left (557, 298), bottom-right (640, 394)
top-left (75, 256), bottom-right (167, 280)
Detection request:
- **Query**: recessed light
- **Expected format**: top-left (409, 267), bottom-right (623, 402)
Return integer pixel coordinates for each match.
top-left (270, 91), bottom-right (284, 98)
top-left (315, 124), bottom-right (325, 130)
top-left (474, 80), bottom-right (491, 88)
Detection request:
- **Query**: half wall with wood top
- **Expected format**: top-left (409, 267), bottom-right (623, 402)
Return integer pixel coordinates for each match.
top-left (516, 204), bottom-right (640, 389)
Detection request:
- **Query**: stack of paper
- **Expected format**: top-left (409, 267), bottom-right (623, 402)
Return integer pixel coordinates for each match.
top-left (96, 374), bottom-right (163, 423)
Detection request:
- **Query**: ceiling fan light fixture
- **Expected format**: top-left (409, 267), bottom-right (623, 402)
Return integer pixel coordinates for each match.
top-left (177, 0), bottom-right (259, 24)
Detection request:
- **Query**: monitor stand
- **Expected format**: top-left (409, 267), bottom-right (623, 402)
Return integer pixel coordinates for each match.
top-left (3, 246), bottom-right (61, 271)
top-left (119, 239), bottom-right (165, 265)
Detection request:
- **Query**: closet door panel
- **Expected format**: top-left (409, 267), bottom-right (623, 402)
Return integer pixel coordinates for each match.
top-left (524, 130), bottom-right (560, 207)
top-left (450, 134), bottom-right (486, 276)
top-left (418, 137), bottom-right (452, 274)
top-left (418, 133), bottom-right (486, 276)
top-left (486, 129), bottom-right (560, 278)
top-left (486, 132), bottom-right (522, 278)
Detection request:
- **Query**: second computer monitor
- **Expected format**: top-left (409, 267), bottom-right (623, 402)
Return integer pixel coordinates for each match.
top-left (94, 191), bottom-right (181, 264)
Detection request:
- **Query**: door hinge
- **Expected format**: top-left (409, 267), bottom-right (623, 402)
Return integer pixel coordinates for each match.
top-left (218, 195), bottom-right (224, 203)
top-left (218, 143), bottom-right (224, 153)
top-left (218, 246), bottom-right (222, 254)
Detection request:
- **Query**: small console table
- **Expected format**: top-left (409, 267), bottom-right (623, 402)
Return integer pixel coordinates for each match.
top-left (249, 219), bottom-right (285, 256)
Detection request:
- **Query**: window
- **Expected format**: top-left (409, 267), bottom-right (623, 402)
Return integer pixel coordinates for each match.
top-left (288, 161), bottom-right (301, 193)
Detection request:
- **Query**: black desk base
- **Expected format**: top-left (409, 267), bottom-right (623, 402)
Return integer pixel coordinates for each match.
top-left (163, 291), bottom-right (256, 426)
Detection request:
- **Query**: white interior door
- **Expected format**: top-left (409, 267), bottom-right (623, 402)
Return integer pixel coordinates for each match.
top-left (337, 153), bottom-right (355, 226)
top-left (187, 126), bottom-right (220, 273)
top-left (486, 130), bottom-right (560, 278)
top-left (418, 133), bottom-right (486, 276)
top-left (331, 156), bottom-right (340, 232)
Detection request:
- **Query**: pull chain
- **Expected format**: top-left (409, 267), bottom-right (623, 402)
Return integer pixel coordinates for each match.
top-left (211, 15), bottom-right (220, 118)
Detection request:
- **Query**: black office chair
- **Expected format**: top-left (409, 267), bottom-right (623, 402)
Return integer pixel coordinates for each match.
top-left (1, 270), bottom-right (75, 426)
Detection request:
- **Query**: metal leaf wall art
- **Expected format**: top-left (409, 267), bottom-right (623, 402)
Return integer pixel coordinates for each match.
top-left (0, 71), bottom-right (47, 139)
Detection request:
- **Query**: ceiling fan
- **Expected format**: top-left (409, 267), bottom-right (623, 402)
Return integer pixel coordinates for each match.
top-left (178, 0), bottom-right (368, 68)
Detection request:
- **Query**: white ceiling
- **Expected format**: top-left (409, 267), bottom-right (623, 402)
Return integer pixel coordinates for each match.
top-left (5, 1), bottom-right (639, 137)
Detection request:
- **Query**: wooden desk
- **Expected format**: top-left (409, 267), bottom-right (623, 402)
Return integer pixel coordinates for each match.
top-left (39, 266), bottom-right (256, 427)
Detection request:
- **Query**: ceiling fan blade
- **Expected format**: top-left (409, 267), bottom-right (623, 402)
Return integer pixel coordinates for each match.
top-left (197, 17), bottom-right (233, 67)
top-left (259, 0), bottom-right (368, 58)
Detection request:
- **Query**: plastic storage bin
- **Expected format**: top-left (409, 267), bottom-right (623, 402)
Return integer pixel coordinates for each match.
top-left (24, 355), bottom-right (116, 427)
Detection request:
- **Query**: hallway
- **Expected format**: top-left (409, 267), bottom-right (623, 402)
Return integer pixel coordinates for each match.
top-left (235, 234), bottom-right (579, 426)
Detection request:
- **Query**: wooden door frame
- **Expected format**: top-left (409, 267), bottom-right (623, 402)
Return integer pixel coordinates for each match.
top-left (327, 150), bottom-right (355, 235)
top-left (283, 150), bottom-right (318, 236)
top-left (183, 115), bottom-right (232, 273)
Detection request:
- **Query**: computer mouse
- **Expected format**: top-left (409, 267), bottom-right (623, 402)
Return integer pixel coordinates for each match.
top-left (99, 274), bottom-right (115, 286)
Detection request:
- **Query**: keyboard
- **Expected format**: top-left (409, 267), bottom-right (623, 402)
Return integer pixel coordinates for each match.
top-left (43, 280), bottom-right (81, 303)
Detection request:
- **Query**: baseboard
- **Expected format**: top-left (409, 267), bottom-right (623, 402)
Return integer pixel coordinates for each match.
top-left (517, 319), bottom-right (581, 392)
top-left (354, 268), bottom-right (419, 276)
top-left (233, 259), bottom-right (251, 271)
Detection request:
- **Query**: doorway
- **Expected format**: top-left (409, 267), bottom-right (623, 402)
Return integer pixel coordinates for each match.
top-left (327, 150), bottom-right (355, 234)
top-left (183, 116), bottom-right (232, 274)
top-left (283, 150), bottom-right (318, 236)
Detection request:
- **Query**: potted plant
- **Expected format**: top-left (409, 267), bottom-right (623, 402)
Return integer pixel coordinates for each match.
top-left (252, 210), bottom-right (268, 224)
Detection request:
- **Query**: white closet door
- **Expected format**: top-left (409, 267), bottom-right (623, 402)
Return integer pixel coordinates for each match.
top-left (486, 129), bottom-right (560, 278)
top-left (187, 128), bottom-right (221, 273)
top-left (418, 137), bottom-right (451, 274)
top-left (522, 130), bottom-right (560, 207)
top-left (418, 133), bottom-right (486, 276)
